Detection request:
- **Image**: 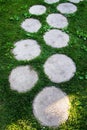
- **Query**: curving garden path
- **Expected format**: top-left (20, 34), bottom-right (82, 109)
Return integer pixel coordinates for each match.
top-left (8, 0), bottom-right (81, 127)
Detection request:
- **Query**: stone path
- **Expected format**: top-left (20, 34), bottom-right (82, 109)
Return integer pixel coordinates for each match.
top-left (46, 13), bottom-right (68, 29)
top-left (12, 39), bottom-right (41, 61)
top-left (44, 54), bottom-right (76, 83)
top-left (44, 0), bottom-right (60, 4)
top-left (57, 3), bottom-right (77, 14)
top-left (29, 5), bottom-right (46, 15)
top-left (8, 0), bottom-right (82, 128)
top-left (69, 0), bottom-right (81, 3)
top-left (21, 18), bottom-right (42, 33)
top-left (43, 29), bottom-right (69, 48)
top-left (33, 86), bottom-right (70, 127)
top-left (9, 65), bottom-right (38, 93)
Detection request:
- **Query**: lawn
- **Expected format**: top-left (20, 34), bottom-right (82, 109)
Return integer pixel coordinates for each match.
top-left (0, 0), bottom-right (87, 130)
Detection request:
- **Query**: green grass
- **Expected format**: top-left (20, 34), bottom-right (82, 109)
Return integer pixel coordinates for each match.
top-left (0, 0), bottom-right (87, 129)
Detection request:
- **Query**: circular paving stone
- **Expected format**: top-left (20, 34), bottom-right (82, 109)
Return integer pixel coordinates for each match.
top-left (44, 0), bottom-right (60, 4)
top-left (21, 18), bottom-right (41, 33)
top-left (29, 5), bottom-right (46, 15)
top-left (43, 29), bottom-right (69, 48)
top-left (46, 13), bottom-right (68, 29)
top-left (44, 54), bottom-right (76, 83)
top-left (68, 0), bottom-right (80, 3)
top-left (57, 3), bottom-right (77, 14)
top-left (12, 39), bottom-right (41, 61)
top-left (33, 86), bottom-right (70, 127)
top-left (9, 65), bottom-right (38, 93)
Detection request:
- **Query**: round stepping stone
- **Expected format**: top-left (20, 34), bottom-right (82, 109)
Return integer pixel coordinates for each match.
top-left (43, 29), bottom-right (69, 48)
top-left (29, 5), bottom-right (46, 15)
top-left (46, 13), bottom-right (68, 29)
top-left (9, 65), bottom-right (38, 93)
top-left (33, 86), bottom-right (70, 127)
top-left (44, 0), bottom-right (60, 4)
top-left (44, 54), bottom-right (76, 83)
top-left (57, 3), bottom-right (77, 14)
top-left (21, 18), bottom-right (41, 33)
top-left (68, 0), bottom-right (80, 3)
top-left (12, 39), bottom-right (41, 61)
